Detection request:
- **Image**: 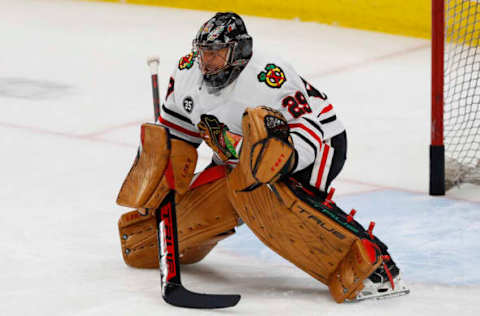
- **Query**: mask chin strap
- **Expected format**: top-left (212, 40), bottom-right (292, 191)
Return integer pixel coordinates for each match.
top-left (226, 42), bottom-right (235, 65)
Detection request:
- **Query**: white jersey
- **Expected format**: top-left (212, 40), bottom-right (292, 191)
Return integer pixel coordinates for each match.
top-left (159, 50), bottom-right (345, 191)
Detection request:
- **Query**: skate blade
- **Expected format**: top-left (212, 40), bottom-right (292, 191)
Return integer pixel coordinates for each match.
top-left (346, 276), bottom-right (410, 303)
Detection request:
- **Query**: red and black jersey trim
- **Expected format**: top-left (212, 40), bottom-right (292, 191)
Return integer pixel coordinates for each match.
top-left (289, 123), bottom-right (323, 147)
top-left (302, 117), bottom-right (324, 138)
top-left (320, 115), bottom-right (337, 124)
top-left (166, 77), bottom-right (174, 101)
top-left (291, 131), bottom-right (318, 157)
top-left (300, 76), bottom-right (327, 100)
top-left (169, 133), bottom-right (201, 148)
top-left (318, 104), bottom-right (333, 117)
top-left (162, 104), bottom-right (193, 125)
top-left (158, 116), bottom-right (200, 138)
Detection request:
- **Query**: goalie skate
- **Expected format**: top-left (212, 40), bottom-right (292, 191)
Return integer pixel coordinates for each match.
top-left (348, 273), bottom-right (410, 302)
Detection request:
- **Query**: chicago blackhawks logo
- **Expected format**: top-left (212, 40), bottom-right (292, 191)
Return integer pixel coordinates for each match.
top-left (178, 51), bottom-right (198, 70)
top-left (257, 63), bottom-right (286, 88)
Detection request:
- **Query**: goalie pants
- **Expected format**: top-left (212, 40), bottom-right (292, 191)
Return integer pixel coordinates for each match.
top-left (291, 131), bottom-right (347, 197)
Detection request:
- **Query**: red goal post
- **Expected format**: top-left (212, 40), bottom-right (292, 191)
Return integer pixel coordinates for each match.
top-left (430, 0), bottom-right (446, 195)
top-left (430, 0), bottom-right (480, 195)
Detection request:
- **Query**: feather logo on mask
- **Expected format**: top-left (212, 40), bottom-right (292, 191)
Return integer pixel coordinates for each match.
top-left (207, 26), bottom-right (225, 42)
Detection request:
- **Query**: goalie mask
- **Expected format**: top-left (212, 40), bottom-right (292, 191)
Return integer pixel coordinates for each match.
top-left (193, 12), bottom-right (253, 92)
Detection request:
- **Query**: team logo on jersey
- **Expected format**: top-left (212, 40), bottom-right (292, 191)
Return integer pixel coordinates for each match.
top-left (178, 51), bottom-right (198, 70)
top-left (182, 96), bottom-right (194, 113)
top-left (257, 64), bottom-right (286, 88)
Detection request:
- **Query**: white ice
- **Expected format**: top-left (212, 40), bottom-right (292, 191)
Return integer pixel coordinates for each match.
top-left (1, 0), bottom-right (480, 315)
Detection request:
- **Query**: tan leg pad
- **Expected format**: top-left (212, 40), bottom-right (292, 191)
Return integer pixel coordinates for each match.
top-left (328, 239), bottom-right (383, 303)
top-left (118, 209), bottom-right (158, 269)
top-left (227, 164), bottom-right (360, 284)
top-left (180, 229), bottom-right (235, 264)
top-left (118, 175), bottom-right (238, 268)
top-left (176, 176), bottom-right (239, 250)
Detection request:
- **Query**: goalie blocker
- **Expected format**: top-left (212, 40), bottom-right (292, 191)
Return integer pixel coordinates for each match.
top-left (116, 107), bottom-right (408, 303)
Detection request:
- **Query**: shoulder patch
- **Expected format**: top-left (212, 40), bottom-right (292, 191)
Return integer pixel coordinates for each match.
top-left (257, 63), bottom-right (286, 88)
top-left (182, 96), bottom-right (194, 113)
top-left (178, 51), bottom-right (198, 70)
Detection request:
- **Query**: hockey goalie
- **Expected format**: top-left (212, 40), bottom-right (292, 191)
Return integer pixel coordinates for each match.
top-left (116, 12), bottom-right (409, 304)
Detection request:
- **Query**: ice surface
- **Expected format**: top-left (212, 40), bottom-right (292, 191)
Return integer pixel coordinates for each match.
top-left (1, 0), bottom-right (480, 315)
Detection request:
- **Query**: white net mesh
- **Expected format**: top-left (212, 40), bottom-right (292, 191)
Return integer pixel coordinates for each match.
top-left (444, 0), bottom-right (480, 189)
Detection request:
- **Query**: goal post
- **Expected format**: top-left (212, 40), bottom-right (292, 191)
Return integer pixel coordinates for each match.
top-left (430, 0), bottom-right (446, 195)
top-left (430, 0), bottom-right (480, 195)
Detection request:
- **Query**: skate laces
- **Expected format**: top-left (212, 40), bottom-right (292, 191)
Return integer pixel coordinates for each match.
top-left (367, 221), bottom-right (375, 240)
top-left (326, 187), bottom-right (335, 200)
top-left (346, 209), bottom-right (356, 223)
top-left (322, 187), bottom-right (335, 208)
top-left (381, 255), bottom-right (395, 290)
top-left (367, 221), bottom-right (395, 290)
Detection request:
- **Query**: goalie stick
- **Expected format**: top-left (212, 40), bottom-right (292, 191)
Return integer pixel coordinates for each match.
top-left (147, 57), bottom-right (241, 309)
top-left (147, 56), bottom-right (161, 122)
top-left (155, 191), bottom-right (241, 308)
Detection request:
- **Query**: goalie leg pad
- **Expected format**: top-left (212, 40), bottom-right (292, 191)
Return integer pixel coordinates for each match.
top-left (118, 171), bottom-right (239, 268)
top-left (227, 164), bottom-right (383, 303)
top-left (176, 175), bottom-right (239, 263)
top-left (118, 209), bottom-right (158, 269)
top-left (227, 165), bottom-right (360, 284)
top-left (180, 229), bottom-right (235, 264)
top-left (328, 239), bottom-right (383, 303)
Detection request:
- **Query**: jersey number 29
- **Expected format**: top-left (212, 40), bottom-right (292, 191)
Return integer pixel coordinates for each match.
top-left (282, 91), bottom-right (312, 118)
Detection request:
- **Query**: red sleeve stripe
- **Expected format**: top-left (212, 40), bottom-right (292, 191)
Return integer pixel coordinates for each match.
top-left (159, 116), bottom-right (201, 138)
top-left (288, 123), bottom-right (323, 147)
top-left (319, 104), bottom-right (333, 115)
top-left (315, 144), bottom-right (330, 189)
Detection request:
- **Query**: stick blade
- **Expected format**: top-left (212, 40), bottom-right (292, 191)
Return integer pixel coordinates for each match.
top-left (163, 283), bottom-right (241, 309)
